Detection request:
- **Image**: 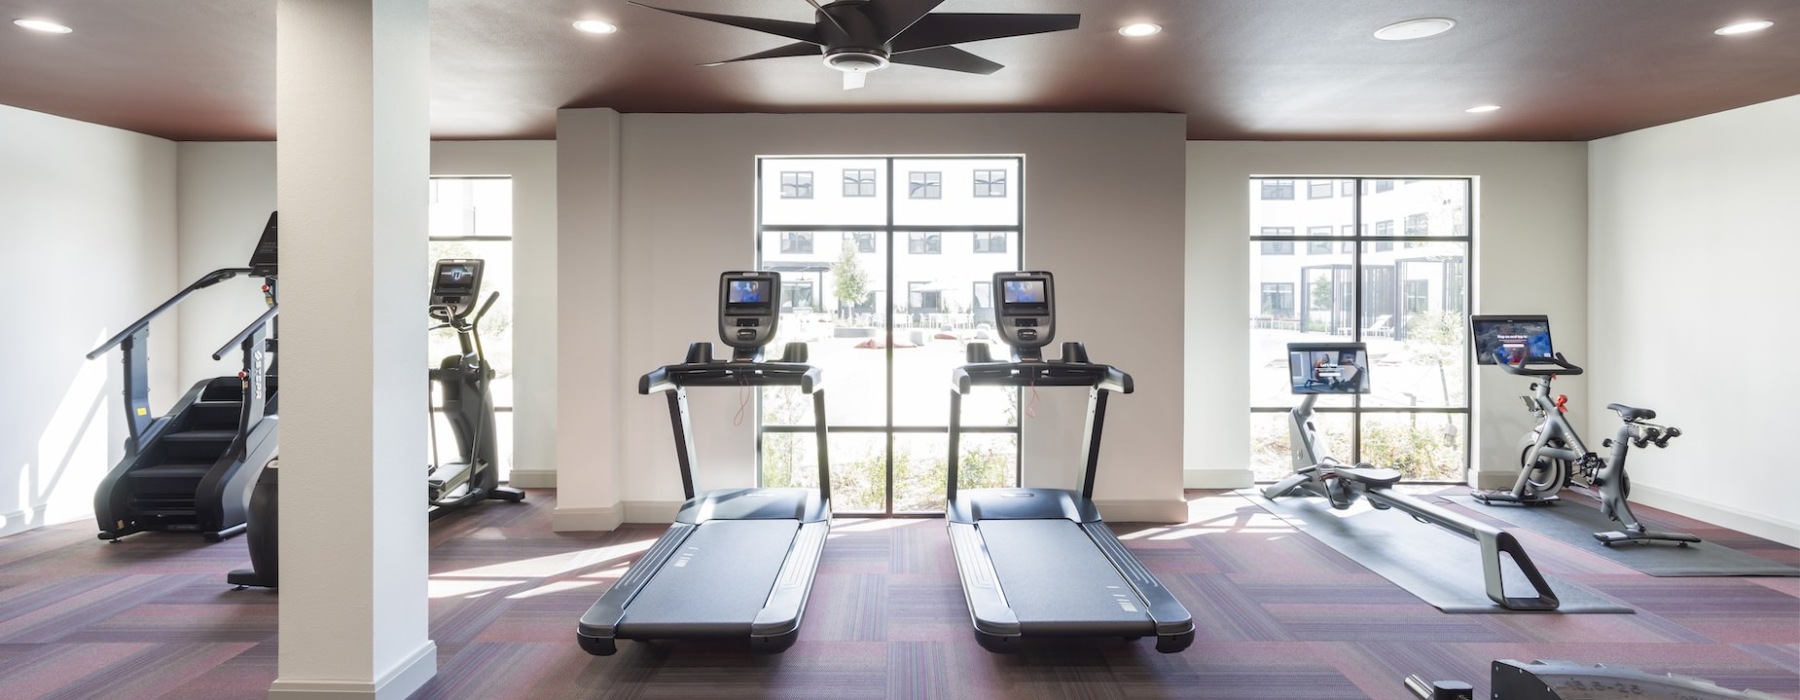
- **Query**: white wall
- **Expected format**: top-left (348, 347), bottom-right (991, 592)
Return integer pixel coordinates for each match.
top-left (0, 105), bottom-right (177, 538)
top-left (1184, 142), bottom-right (1589, 488)
top-left (171, 141), bottom-right (560, 489)
top-left (554, 112), bottom-right (1189, 527)
top-left (1588, 95), bottom-right (1800, 546)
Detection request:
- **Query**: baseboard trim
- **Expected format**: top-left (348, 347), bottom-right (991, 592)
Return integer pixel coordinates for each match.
top-left (268, 640), bottom-right (436, 699)
top-left (623, 500), bottom-right (682, 524)
top-left (551, 505), bottom-right (624, 532)
top-left (0, 508), bottom-right (35, 540)
top-left (1627, 483), bottom-right (1800, 548)
top-left (1183, 469), bottom-right (1253, 489)
top-left (506, 469), bottom-right (556, 489)
top-left (1093, 498), bottom-right (1188, 524)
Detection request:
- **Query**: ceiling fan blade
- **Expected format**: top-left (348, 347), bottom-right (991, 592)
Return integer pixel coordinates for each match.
top-left (802, 0), bottom-right (852, 38)
top-left (843, 71), bottom-right (866, 90)
top-left (701, 42), bottom-right (822, 66)
top-left (867, 0), bottom-right (949, 42)
top-left (890, 13), bottom-right (1081, 54)
top-left (888, 46), bottom-right (1002, 75)
top-left (629, 2), bottom-right (821, 44)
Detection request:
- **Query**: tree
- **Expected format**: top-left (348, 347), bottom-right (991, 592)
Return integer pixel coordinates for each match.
top-left (831, 245), bottom-right (868, 320)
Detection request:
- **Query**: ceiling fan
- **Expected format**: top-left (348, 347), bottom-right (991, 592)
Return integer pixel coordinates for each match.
top-left (629, 0), bottom-right (1081, 90)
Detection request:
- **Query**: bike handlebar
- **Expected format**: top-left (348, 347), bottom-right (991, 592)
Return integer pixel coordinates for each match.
top-left (1495, 350), bottom-right (1584, 377)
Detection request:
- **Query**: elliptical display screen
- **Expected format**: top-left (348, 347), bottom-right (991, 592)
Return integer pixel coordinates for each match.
top-left (1470, 315), bottom-right (1554, 365)
top-left (1288, 343), bottom-right (1370, 395)
top-left (1000, 279), bottom-right (1047, 314)
top-left (724, 278), bottom-right (772, 315)
top-left (435, 263), bottom-right (478, 296)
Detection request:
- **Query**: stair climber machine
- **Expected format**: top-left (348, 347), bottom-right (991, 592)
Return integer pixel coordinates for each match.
top-left (577, 271), bottom-right (832, 655)
top-left (87, 212), bottom-right (281, 542)
top-left (945, 271), bottom-right (1195, 653)
top-left (1265, 342), bottom-right (1561, 610)
top-left (424, 258), bottom-right (524, 518)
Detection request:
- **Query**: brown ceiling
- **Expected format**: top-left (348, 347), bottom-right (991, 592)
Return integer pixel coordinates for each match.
top-left (2, 1), bottom-right (1798, 142)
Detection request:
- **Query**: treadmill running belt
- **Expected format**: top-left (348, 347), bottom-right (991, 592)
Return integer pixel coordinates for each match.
top-left (620, 519), bottom-right (800, 636)
top-left (979, 519), bottom-right (1153, 634)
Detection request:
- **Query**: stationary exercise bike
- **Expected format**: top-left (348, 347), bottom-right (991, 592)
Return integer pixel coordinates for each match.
top-left (426, 259), bottom-right (524, 518)
top-left (1265, 342), bottom-right (1560, 611)
top-left (1468, 315), bottom-right (1696, 547)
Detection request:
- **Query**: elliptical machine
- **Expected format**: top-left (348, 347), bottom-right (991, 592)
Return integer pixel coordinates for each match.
top-left (1468, 315), bottom-right (1697, 547)
top-left (426, 258), bottom-right (524, 518)
top-left (1264, 342), bottom-right (1560, 611)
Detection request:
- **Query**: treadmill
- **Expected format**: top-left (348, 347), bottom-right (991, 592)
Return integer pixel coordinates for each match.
top-left (578, 271), bottom-right (831, 656)
top-left (945, 270), bottom-right (1195, 653)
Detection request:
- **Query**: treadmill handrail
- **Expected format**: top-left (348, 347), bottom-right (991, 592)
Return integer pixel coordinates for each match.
top-left (88, 267), bottom-right (255, 359)
top-left (640, 361), bottom-right (824, 395)
top-left (950, 361), bottom-right (1132, 395)
top-left (211, 304), bottom-right (280, 361)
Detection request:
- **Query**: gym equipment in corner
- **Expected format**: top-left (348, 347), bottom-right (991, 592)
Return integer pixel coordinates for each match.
top-left (578, 270), bottom-right (832, 656)
top-left (425, 258), bottom-right (524, 518)
top-left (944, 270), bottom-right (1195, 654)
top-left (1404, 659), bottom-right (1783, 699)
top-left (1468, 315), bottom-right (1697, 547)
top-left (88, 211), bottom-right (280, 542)
top-left (1264, 341), bottom-right (1562, 611)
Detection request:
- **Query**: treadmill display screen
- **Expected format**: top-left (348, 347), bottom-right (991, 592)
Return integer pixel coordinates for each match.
top-left (725, 277), bottom-right (774, 315)
top-left (1289, 344), bottom-right (1370, 395)
top-left (1470, 315), bottom-right (1554, 365)
top-left (434, 263), bottom-right (477, 296)
top-left (1000, 278), bottom-right (1048, 316)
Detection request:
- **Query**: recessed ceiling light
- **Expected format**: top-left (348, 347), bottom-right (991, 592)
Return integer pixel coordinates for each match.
top-left (573, 19), bottom-right (618, 35)
top-left (1715, 20), bottom-right (1773, 35)
top-left (1465, 105), bottom-right (1501, 114)
top-left (1119, 23), bottom-right (1161, 37)
top-left (13, 18), bottom-right (73, 34)
top-left (1373, 17), bottom-right (1455, 41)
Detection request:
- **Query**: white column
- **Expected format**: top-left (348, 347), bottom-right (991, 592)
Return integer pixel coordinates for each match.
top-left (272, 0), bottom-right (435, 698)
top-left (552, 108), bottom-right (626, 531)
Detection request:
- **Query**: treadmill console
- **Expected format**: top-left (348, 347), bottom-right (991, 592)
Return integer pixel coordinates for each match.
top-left (429, 259), bottom-right (485, 322)
top-left (719, 271), bottom-right (780, 351)
top-left (993, 271), bottom-right (1054, 354)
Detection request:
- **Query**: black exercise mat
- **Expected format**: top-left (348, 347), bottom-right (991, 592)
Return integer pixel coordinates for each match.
top-left (1444, 494), bottom-right (1800, 577)
top-left (1243, 490), bottom-right (1633, 614)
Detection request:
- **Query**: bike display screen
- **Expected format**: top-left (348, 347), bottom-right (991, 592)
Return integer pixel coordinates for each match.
top-left (1470, 315), bottom-right (1554, 365)
top-left (1288, 343), bottom-right (1370, 395)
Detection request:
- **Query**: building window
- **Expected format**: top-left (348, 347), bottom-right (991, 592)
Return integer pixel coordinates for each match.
top-left (909, 171), bottom-right (942, 199)
top-left (428, 176), bottom-right (517, 480)
top-left (845, 231), bottom-right (876, 253)
top-left (782, 280), bottom-right (816, 311)
top-left (974, 170), bottom-right (1007, 197)
top-left (1339, 180), bottom-right (1356, 196)
top-left (908, 231), bottom-right (941, 254)
top-left (1261, 241), bottom-right (1295, 255)
top-left (973, 232), bottom-right (1007, 253)
top-left (1404, 279), bottom-right (1430, 313)
top-left (1260, 179), bottom-right (1295, 200)
top-left (1375, 220), bottom-right (1393, 237)
top-left (781, 171), bottom-right (813, 199)
top-left (1308, 181), bottom-right (1334, 199)
top-left (843, 169), bottom-right (876, 197)
top-left (973, 281), bottom-right (993, 309)
top-left (1260, 282), bottom-right (1295, 318)
top-left (908, 281), bottom-right (942, 311)
top-left (1306, 226), bottom-right (1333, 254)
top-left (780, 231), bottom-right (813, 254)
top-left (1404, 213), bottom-right (1429, 236)
top-left (1375, 179), bottom-right (1394, 193)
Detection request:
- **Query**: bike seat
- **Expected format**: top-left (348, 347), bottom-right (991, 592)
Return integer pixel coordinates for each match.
top-left (1606, 403), bottom-right (1656, 422)
top-left (1333, 465), bottom-right (1402, 489)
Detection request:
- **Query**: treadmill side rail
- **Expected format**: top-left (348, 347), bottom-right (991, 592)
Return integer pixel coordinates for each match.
top-left (749, 519), bottom-right (830, 652)
top-left (1082, 521), bottom-right (1196, 651)
top-left (948, 522), bottom-right (1022, 651)
top-left (576, 522), bottom-right (698, 654)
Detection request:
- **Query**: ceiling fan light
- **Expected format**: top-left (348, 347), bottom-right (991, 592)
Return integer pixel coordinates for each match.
top-left (1373, 17), bottom-right (1455, 41)
top-left (573, 19), bottom-right (618, 34)
top-left (1714, 20), bottom-right (1773, 35)
top-left (13, 18), bottom-right (73, 34)
top-left (1119, 23), bottom-right (1161, 37)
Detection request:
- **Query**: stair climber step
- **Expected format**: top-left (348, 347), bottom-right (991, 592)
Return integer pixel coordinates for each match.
top-left (187, 400), bottom-right (243, 429)
top-left (162, 430), bottom-right (238, 443)
top-left (128, 463), bottom-right (216, 480)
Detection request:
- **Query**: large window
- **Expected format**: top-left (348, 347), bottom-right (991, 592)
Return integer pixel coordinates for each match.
top-left (759, 156), bottom-right (1023, 514)
top-left (426, 177), bottom-right (515, 480)
top-left (1249, 177), bottom-right (1471, 482)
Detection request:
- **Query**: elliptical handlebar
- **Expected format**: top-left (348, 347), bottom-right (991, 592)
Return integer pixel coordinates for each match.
top-left (1495, 350), bottom-right (1584, 377)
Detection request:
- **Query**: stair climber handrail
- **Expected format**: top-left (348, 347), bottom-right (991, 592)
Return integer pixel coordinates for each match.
top-left (87, 267), bottom-right (255, 360)
top-left (212, 304), bottom-right (280, 361)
